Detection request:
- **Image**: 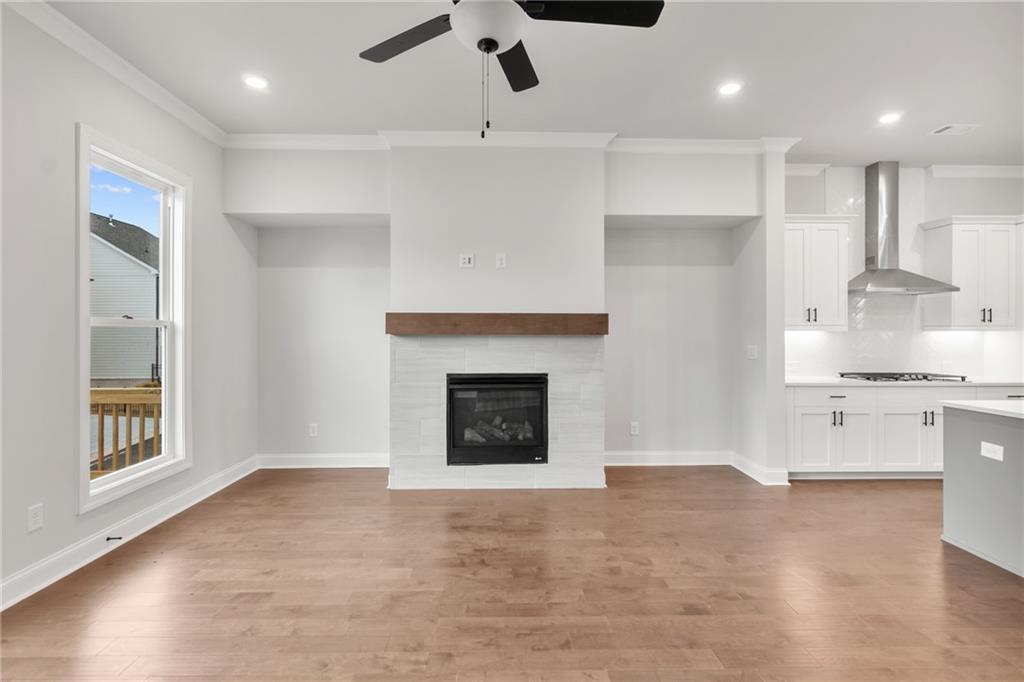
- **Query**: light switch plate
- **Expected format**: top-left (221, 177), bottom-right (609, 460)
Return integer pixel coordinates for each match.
top-left (629, 421), bottom-right (640, 436)
top-left (980, 441), bottom-right (1004, 462)
top-left (746, 345), bottom-right (759, 360)
top-left (308, 423), bottom-right (318, 438)
top-left (495, 253), bottom-right (507, 269)
top-left (459, 253), bottom-right (475, 268)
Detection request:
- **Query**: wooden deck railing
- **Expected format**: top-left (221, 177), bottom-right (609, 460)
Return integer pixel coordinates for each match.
top-left (90, 387), bottom-right (161, 478)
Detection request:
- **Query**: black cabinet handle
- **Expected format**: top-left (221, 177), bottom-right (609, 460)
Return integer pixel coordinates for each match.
top-left (930, 410), bottom-right (935, 426)
top-left (987, 308), bottom-right (993, 323)
top-left (923, 410), bottom-right (928, 426)
top-left (982, 308), bottom-right (987, 322)
top-left (1007, 395), bottom-right (1024, 399)
top-left (813, 308), bottom-right (818, 322)
top-left (829, 395), bottom-right (847, 399)
top-left (839, 410), bottom-right (844, 427)
top-left (806, 308), bottom-right (811, 322)
top-left (831, 410), bottom-right (836, 426)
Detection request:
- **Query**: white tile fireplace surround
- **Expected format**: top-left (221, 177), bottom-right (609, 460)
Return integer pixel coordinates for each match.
top-left (389, 336), bottom-right (605, 489)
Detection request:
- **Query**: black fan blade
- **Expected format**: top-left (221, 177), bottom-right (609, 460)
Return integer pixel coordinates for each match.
top-left (519, 1), bottom-right (664, 27)
top-left (496, 41), bottom-right (539, 92)
top-left (359, 14), bottom-right (452, 63)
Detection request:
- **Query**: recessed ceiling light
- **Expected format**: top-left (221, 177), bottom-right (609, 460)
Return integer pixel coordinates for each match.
top-left (718, 81), bottom-right (743, 96)
top-left (878, 111), bottom-right (902, 125)
top-left (242, 74), bottom-right (269, 91)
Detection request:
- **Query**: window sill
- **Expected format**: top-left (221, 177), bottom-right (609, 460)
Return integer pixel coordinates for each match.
top-left (79, 455), bottom-right (192, 514)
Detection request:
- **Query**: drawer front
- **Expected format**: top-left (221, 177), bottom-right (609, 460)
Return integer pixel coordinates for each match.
top-left (875, 386), bottom-right (977, 407)
top-left (793, 387), bottom-right (875, 407)
top-left (976, 386), bottom-right (1024, 400)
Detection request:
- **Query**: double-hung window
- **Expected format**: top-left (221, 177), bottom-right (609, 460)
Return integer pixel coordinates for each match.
top-left (78, 125), bottom-right (191, 512)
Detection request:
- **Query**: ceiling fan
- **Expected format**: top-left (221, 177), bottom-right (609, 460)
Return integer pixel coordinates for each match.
top-left (359, 0), bottom-right (666, 93)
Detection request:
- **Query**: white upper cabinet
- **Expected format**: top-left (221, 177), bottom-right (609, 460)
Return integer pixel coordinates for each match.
top-left (922, 216), bottom-right (1021, 329)
top-left (785, 216), bottom-right (852, 330)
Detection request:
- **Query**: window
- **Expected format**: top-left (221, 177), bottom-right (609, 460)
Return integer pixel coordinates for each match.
top-left (78, 125), bottom-right (191, 512)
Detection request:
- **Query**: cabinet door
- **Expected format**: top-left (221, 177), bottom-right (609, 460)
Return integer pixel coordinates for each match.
top-left (835, 408), bottom-right (874, 470)
top-left (951, 226), bottom-right (984, 327)
top-left (791, 408), bottom-right (835, 471)
top-left (877, 408), bottom-right (929, 471)
top-left (784, 226), bottom-right (810, 327)
top-left (807, 223), bottom-right (848, 328)
top-left (982, 226), bottom-right (1017, 327)
top-left (928, 410), bottom-right (944, 470)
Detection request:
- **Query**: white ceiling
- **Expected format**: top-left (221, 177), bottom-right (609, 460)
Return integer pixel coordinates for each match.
top-left (52, 1), bottom-right (1023, 165)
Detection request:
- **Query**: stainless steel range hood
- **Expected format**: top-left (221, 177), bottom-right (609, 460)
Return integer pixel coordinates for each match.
top-left (848, 161), bottom-right (959, 295)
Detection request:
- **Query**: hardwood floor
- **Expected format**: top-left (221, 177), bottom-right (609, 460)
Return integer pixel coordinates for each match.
top-left (2, 467), bottom-right (1022, 681)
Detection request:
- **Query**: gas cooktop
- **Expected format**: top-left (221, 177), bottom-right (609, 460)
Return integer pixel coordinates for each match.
top-left (838, 372), bottom-right (967, 383)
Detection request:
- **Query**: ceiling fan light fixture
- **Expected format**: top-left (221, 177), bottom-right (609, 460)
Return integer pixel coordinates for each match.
top-left (451, 0), bottom-right (526, 54)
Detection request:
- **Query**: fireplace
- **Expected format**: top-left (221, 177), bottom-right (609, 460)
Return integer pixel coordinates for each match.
top-left (447, 373), bottom-right (548, 465)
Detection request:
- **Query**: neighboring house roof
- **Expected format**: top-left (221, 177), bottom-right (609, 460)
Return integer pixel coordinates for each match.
top-left (90, 213), bottom-right (159, 270)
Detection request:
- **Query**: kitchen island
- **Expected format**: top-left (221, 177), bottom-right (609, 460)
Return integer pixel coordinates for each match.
top-left (940, 400), bottom-right (1024, 576)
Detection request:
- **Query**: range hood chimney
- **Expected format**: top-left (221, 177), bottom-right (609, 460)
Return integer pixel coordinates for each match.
top-left (848, 161), bottom-right (959, 295)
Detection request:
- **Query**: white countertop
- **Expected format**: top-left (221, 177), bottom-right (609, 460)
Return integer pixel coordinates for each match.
top-left (940, 400), bottom-right (1024, 420)
top-left (786, 376), bottom-right (1024, 388)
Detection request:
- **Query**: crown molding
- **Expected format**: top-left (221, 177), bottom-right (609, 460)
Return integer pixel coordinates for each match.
top-left (786, 163), bottom-right (830, 177)
top-left (921, 215), bottom-right (1024, 230)
top-left (379, 131), bottom-right (617, 149)
top-left (10, 1), bottom-right (227, 146)
top-left (761, 137), bottom-right (802, 153)
top-left (224, 134), bottom-right (388, 151)
top-left (927, 165), bottom-right (1024, 179)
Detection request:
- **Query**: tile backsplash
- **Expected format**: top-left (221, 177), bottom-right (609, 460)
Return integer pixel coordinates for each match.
top-left (786, 295), bottom-right (1023, 380)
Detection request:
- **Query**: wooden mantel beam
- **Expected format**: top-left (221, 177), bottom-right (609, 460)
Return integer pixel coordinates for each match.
top-left (385, 313), bottom-right (609, 336)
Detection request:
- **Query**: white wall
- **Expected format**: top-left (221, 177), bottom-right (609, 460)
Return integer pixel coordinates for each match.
top-left (222, 148), bottom-right (389, 216)
top-left (731, 149), bottom-right (788, 482)
top-left (1, 9), bottom-right (258, 578)
top-left (604, 227), bottom-right (735, 453)
top-left (785, 165), bottom-right (1024, 380)
top-left (389, 146), bottom-right (606, 312)
top-left (258, 226), bottom-right (389, 457)
top-left (605, 152), bottom-right (762, 217)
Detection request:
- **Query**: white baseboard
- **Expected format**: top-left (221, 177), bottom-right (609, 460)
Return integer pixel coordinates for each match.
top-left (790, 471), bottom-right (943, 480)
top-left (1, 455), bottom-right (259, 611)
top-left (731, 453), bottom-right (790, 486)
top-left (257, 453), bottom-right (389, 469)
top-left (941, 534), bottom-right (1023, 577)
top-left (605, 450), bottom-right (734, 466)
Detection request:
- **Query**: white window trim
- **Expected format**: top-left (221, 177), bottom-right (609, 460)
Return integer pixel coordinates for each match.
top-left (77, 123), bottom-right (193, 514)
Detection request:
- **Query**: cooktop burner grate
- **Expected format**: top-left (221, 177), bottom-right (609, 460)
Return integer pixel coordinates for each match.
top-left (838, 372), bottom-right (967, 382)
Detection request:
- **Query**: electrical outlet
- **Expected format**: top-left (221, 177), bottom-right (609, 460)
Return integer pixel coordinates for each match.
top-left (459, 253), bottom-right (475, 268)
top-left (308, 423), bottom-right (318, 438)
top-left (980, 441), bottom-right (1004, 462)
top-left (27, 504), bottom-right (43, 533)
top-left (746, 344), bottom-right (759, 360)
top-left (495, 252), bottom-right (507, 269)
top-left (629, 421), bottom-right (640, 436)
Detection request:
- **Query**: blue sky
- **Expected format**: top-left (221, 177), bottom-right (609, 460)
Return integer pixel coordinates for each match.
top-left (90, 166), bottom-right (162, 236)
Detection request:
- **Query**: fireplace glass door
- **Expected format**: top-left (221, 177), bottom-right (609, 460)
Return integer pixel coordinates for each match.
top-left (447, 374), bottom-right (548, 465)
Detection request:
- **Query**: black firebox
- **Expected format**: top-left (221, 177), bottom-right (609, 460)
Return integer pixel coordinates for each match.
top-left (447, 374), bottom-right (548, 465)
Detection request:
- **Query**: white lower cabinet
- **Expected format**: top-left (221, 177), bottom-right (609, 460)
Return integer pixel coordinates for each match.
top-left (877, 407), bottom-right (932, 471)
top-left (791, 406), bottom-right (874, 471)
top-left (787, 385), bottom-right (1022, 474)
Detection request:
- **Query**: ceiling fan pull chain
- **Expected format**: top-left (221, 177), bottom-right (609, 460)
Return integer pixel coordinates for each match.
top-left (486, 53), bottom-right (491, 131)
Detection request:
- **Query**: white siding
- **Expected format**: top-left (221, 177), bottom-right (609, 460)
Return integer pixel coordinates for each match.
top-left (90, 235), bottom-right (158, 381)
